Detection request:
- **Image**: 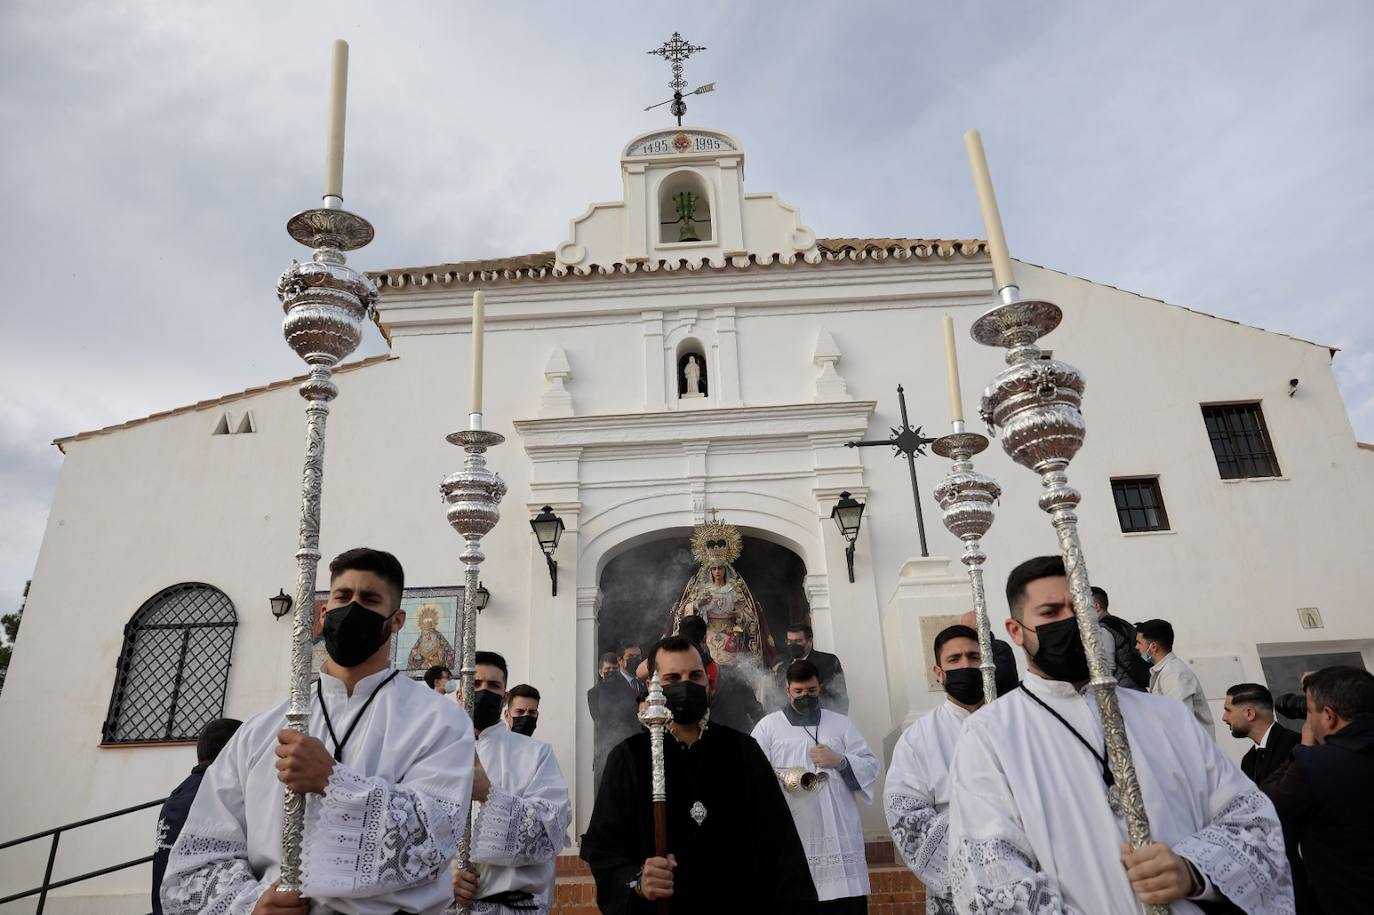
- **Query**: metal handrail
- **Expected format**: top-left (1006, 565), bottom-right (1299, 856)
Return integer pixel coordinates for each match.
top-left (0, 796), bottom-right (166, 912)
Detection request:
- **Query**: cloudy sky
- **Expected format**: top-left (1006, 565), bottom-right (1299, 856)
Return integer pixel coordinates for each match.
top-left (2, 1), bottom-right (1371, 615)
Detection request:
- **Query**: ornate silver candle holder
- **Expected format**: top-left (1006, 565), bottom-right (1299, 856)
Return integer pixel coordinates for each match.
top-left (275, 204), bottom-right (376, 891)
top-left (972, 298), bottom-right (1160, 869)
top-left (932, 431), bottom-right (1001, 705)
top-left (441, 425), bottom-right (506, 913)
top-left (640, 672), bottom-right (672, 805)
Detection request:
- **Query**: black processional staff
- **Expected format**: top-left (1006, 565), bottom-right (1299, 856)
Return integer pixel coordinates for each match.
top-left (639, 673), bottom-right (673, 915)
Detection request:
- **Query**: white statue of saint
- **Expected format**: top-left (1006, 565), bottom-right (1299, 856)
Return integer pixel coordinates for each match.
top-left (683, 355), bottom-right (703, 397)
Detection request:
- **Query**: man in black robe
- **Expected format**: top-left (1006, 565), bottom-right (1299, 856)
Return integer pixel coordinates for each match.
top-left (581, 635), bottom-right (818, 912)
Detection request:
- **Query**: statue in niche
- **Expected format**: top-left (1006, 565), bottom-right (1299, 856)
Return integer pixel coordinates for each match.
top-left (679, 352), bottom-right (707, 398)
top-left (667, 515), bottom-right (779, 669)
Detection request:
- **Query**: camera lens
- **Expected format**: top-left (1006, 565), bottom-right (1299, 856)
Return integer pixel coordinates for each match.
top-left (1274, 692), bottom-right (1308, 719)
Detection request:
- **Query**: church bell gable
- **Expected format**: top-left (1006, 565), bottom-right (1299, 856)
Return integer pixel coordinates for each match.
top-left (555, 127), bottom-right (818, 271)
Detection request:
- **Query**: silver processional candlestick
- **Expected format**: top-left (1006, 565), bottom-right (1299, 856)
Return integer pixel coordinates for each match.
top-left (639, 672), bottom-right (673, 915)
top-left (932, 428), bottom-right (1002, 706)
top-left (442, 415), bottom-right (506, 915)
top-left (972, 299), bottom-right (1163, 904)
top-left (963, 129), bottom-right (1163, 914)
top-left (274, 200), bottom-right (376, 889)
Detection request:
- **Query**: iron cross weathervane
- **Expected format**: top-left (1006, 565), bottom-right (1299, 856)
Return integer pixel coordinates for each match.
top-left (845, 385), bottom-right (938, 558)
top-left (646, 32), bottom-right (712, 126)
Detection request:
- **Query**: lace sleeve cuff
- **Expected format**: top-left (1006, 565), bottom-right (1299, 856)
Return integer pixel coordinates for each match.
top-left (159, 834), bottom-right (271, 915)
top-left (303, 763), bottom-right (462, 896)
top-left (471, 782), bottom-right (558, 867)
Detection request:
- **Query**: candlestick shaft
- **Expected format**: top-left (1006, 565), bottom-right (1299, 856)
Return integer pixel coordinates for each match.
top-left (962, 130), bottom-right (1016, 293)
top-left (470, 290), bottom-right (485, 415)
top-left (325, 40), bottom-right (349, 200)
top-left (279, 368), bottom-right (336, 891)
top-left (453, 560), bottom-right (480, 913)
top-left (942, 315), bottom-right (964, 424)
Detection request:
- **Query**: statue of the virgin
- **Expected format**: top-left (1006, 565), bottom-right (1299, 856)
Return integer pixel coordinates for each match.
top-left (667, 516), bottom-right (779, 669)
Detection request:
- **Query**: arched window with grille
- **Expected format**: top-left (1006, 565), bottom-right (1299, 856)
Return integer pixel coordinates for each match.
top-left (102, 583), bottom-right (237, 744)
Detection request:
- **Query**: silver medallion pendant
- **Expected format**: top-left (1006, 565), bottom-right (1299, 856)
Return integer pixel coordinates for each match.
top-left (689, 800), bottom-right (707, 826)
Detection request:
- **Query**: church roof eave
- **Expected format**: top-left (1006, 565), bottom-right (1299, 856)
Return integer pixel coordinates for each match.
top-left (52, 354), bottom-right (397, 453)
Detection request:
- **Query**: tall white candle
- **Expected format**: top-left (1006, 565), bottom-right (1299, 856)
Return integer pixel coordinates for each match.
top-left (942, 315), bottom-right (964, 424)
top-left (470, 290), bottom-right (485, 417)
top-left (324, 40), bottom-right (349, 200)
top-left (962, 129), bottom-right (1016, 292)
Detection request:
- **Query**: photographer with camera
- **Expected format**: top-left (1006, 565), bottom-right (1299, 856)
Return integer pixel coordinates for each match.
top-left (1262, 665), bottom-right (1374, 914)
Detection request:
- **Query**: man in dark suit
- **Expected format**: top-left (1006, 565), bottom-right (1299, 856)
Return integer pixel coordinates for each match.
top-left (780, 624), bottom-right (847, 713)
top-left (1224, 682), bottom-right (1301, 785)
top-left (589, 642), bottom-right (643, 792)
top-left (1225, 681), bottom-right (1312, 912)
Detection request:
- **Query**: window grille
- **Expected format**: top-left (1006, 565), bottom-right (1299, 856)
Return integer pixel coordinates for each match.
top-left (1201, 403), bottom-right (1281, 479)
top-left (102, 583), bottom-right (236, 744)
top-left (1110, 477), bottom-right (1171, 533)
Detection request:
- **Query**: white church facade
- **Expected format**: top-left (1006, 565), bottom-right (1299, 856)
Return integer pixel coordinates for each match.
top-left (2, 125), bottom-right (1372, 912)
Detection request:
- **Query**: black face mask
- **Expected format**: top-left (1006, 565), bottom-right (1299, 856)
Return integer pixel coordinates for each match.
top-left (788, 643), bottom-right (808, 660)
top-left (1029, 616), bottom-right (1091, 683)
top-left (472, 689), bottom-right (504, 731)
top-left (942, 667), bottom-right (985, 706)
top-left (623, 655), bottom-right (641, 673)
top-left (791, 694), bottom-right (821, 718)
top-left (509, 715), bottom-right (538, 737)
top-left (322, 602), bottom-right (396, 668)
top-left (662, 680), bottom-right (709, 724)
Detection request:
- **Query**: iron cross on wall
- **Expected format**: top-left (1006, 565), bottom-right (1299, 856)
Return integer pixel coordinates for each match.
top-left (845, 385), bottom-right (938, 557)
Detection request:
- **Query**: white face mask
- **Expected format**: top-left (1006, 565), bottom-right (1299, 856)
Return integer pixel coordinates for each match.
top-left (443, 680), bottom-right (458, 694)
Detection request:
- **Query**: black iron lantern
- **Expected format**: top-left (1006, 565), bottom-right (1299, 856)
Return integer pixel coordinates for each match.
top-left (530, 505), bottom-right (565, 596)
top-left (830, 491), bottom-right (866, 583)
top-left (269, 588), bottom-right (294, 620)
top-left (474, 582), bottom-right (491, 613)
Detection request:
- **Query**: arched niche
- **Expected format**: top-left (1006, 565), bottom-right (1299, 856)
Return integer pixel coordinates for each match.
top-left (657, 170), bottom-right (713, 244)
top-left (675, 337), bottom-right (708, 399)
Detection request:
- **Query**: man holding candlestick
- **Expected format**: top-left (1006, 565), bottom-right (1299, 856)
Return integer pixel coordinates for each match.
top-left (161, 548), bottom-right (475, 915)
top-left (580, 635), bottom-right (817, 912)
top-left (946, 556), bottom-right (1294, 914)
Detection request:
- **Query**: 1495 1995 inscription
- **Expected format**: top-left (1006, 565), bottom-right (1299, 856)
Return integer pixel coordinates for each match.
top-left (628, 131), bottom-right (734, 157)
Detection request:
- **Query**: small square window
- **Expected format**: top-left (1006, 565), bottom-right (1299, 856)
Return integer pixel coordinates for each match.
top-left (1110, 477), bottom-right (1170, 533)
top-left (1201, 403), bottom-right (1281, 479)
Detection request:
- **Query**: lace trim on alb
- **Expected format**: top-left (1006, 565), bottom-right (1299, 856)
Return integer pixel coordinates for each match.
top-left (159, 833), bottom-right (270, 915)
top-left (301, 764), bottom-right (464, 895)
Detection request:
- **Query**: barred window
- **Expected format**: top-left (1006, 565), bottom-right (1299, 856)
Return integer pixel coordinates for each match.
top-left (1201, 403), bottom-right (1281, 479)
top-left (102, 583), bottom-right (237, 745)
top-left (1110, 477), bottom-right (1170, 533)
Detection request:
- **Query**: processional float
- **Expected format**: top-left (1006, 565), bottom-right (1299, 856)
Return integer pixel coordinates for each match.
top-left (275, 39), bottom-right (378, 891)
top-left (961, 129), bottom-right (1166, 915)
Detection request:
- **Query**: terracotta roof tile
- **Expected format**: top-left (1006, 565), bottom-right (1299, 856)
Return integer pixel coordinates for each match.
top-left (369, 238), bottom-right (989, 289)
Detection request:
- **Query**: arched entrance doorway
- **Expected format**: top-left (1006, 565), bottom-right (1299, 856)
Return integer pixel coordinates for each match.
top-left (595, 533), bottom-right (810, 659)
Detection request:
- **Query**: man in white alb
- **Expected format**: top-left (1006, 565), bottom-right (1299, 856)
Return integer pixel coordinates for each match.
top-left (885, 623), bottom-right (987, 914)
top-left (161, 548), bottom-right (475, 915)
top-left (947, 555), bottom-right (1294, 914)
top-left (452, 652), bottom-right (571, 915)
top-left (752, 658), bottom-right (879, 913)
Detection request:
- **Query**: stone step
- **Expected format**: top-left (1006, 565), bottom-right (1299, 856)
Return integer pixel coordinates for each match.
top-left (549, 846), bottom-right (926, 913)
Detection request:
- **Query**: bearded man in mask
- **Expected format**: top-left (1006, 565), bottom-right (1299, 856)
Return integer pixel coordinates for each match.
top-left (884, 623), bottom-right (986, 914)
top-left (782, 624), bottom-right (848, 713)
top-left (581, 635), bottom-right (817, 912)
top-left (161, 548), bottom-right (475, 915)
top-left (945, 555), bottom-right (1295, 915)
top-left (453, 652), bottom-right (571, 915)
top-left (752, 660), bottom-right (879, 912)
